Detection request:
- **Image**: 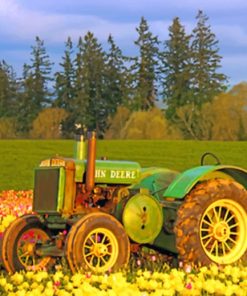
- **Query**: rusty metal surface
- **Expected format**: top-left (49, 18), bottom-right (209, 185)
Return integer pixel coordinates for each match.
top-left (86, 131), bottom-right (96, 193)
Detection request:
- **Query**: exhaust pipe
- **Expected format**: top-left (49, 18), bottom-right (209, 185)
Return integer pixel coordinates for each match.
top-left (86, 131), bottom-right (96, 192)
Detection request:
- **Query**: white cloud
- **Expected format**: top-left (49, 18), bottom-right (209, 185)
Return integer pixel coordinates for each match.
top-left (1, 0), bottom-right (246, 49)
top-left (167, 0), bottom-right (247, 10)
top-left (48, 0), bottom-right (247, 11)
top-left (0, 0), bottom-right (20, 16)
top-left (214, 25), bottom-right (247, 47)
top-left (52, 17), bottom-right (139, 43)
top-left (0, 0), bottom-right (173, 47)
top-left (0, 0), bottom-right (139, 44)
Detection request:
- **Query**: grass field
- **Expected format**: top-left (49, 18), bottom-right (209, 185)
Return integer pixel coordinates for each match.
top-left (1, 139), bottom-right (247, 190)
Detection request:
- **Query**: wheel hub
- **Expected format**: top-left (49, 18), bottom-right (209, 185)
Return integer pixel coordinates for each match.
top-left (213, 222), bottom-right (230, 242)
top-left (26, 243), bottom-right (35, 255)
top-left (91, 243), bottom-right (108, 257)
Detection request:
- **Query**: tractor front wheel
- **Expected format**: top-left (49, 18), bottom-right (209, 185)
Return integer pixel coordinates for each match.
top-left (1, 214), bottom-right (53, 273)
top-left (65, 212), bottom-right (130, 273)
top-left (175, 179), bottom-right (247, 266)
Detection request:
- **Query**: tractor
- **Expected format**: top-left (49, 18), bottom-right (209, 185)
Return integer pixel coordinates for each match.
top-left (1, 131), bottom-right (247, 273)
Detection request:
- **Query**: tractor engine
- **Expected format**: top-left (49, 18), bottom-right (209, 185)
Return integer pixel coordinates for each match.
top-left (33, 131), bottom-right (141, 216)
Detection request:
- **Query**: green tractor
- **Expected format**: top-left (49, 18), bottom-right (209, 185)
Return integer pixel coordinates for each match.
top-left (1, 132), bottom-right (247, 273)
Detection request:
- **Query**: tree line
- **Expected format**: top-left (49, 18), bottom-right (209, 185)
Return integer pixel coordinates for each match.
top-left (0, 11), bottom-right (246, 140)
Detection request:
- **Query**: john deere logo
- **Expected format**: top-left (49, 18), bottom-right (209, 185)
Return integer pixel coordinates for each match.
top-left (95, 169), bottom-right (136, 179)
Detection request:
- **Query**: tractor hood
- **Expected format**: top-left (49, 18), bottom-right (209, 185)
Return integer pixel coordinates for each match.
top-left (40, 157), bottom-right (141, 185)
top-left (75, 159), bottom-right (141, 184)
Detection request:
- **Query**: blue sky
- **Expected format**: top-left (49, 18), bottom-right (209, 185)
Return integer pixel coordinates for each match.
top-left (0, 0), bottom-right (247, 86)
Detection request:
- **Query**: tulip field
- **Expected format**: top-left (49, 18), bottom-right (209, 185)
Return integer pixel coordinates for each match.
top-left (0, 190), bottom-right (247, 296)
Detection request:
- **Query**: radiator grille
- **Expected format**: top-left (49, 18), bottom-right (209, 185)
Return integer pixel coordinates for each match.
top-left (33, 168), bottom-right (61, 213)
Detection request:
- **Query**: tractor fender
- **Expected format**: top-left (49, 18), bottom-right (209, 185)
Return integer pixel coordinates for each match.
top-left (163, 165), bottom-right (247, 199)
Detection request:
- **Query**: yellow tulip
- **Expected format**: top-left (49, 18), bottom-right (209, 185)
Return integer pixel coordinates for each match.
top-left (209, 264), bottom-right (219, 276)
top-left (11, 273), bottom-right (24, 285)
top-left (43, 288), bottom-right (54, 296)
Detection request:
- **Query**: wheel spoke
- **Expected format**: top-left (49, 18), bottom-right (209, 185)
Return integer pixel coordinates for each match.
top-left (101, 234), bottom-right (107, 244)
top-left (226, 214), bottom-right (235, 224)
top-left (229, 222), bottom-right (239, 229)
top-left (203, 236), bottom-right (214, 248)
top-left (88, 236), bottom-right (96, 245)
top-left (19, 251), bottom-right (30, 259)
top-left (215, 241), bottom-right (219, 257)
top-left (223, 208), bottom-right (230, 221)
top-left (85, 252), bottom-right (94, 257)
top-left (223, 241), bottom-right (232, 251)
top-left (218, 206), bottom-right (222, 221)
top-left (205, 212), bottom-right (214, 224)
top-left (101, 256), bottom-right (107, 265)
top-left (213, 207), bottom-right (220, 222)
top-left (210, 240), bottom-right (217, 254)
top-left (201, 232), bottom-right (213, 240)
top-left (89, 255), bottom-right (95, 265)
top-left (96, 257), bottom-right (100, 267)
top-left (202, 219), bottom-right (214, 227)
top-left (227, 237), bottom-right (237, 245)
top-left (221, 242), bottom-right (226, 256)
top-left (229, 231), bottom-right (238, 235)
top-left (25, 255), bottom-right (30, 265)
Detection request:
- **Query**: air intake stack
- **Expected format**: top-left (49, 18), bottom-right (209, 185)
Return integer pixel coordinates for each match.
top-left (74, 134), bottom-right (85, 161)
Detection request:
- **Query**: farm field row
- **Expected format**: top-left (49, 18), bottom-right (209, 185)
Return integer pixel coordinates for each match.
top-left (0, 264), bottom-right (246, 295)
top-left (1, 139), bottom-right (247, 190)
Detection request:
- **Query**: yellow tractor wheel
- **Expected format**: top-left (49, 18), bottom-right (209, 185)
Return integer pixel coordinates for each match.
top-left (1, 214), bottom-right (52, 273)
top-left (65, 212), bottom-right (130, 273)
top-left (175, 179), bottom-right (247, 266)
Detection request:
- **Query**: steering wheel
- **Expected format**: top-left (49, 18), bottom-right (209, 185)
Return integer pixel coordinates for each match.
top-left (200, 152), bottom-right (221, 166)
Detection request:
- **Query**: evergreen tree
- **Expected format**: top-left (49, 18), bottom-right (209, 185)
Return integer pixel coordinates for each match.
top-left (133, 17), bottom-right (160, 110)
top-left (191, 10), bottom-right (228, 106)
top-left (17, 64), bottom-right (36, 135)
top-left (17, 37), bottom-right (54, 135)
top-left (54, 37), bottom-right (75, 110)
top-left (104, 34), bottom-right (128, 117)
top-left (160, 17), bottom-right (192, 120)
top-left (54, 37), bottom-right (76, 136)
top-left (0, 60), bottom-right (19, 117)
top-left (74, 32), bottom-right (107, 137)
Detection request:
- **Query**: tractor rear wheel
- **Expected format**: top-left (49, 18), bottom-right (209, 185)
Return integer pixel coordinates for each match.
top-left (65, 212), bottom-right (130, 273)
top-left (175, 179), bottom-right (247, 266)
top-left (1, 214), bottom-right (52, 273)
